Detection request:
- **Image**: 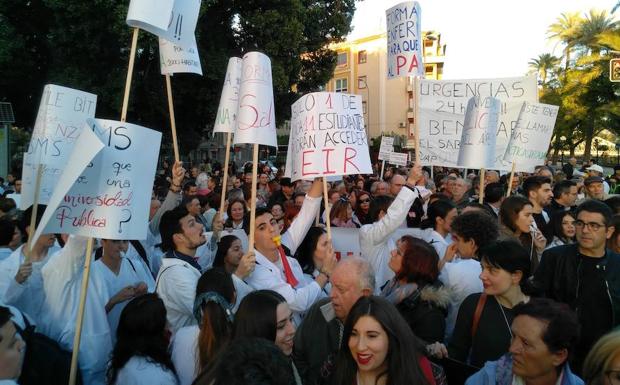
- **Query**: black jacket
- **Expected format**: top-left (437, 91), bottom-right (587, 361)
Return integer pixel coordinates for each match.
top-left (533, 243), bottom-right (620, 326)
top-left (396, 283), bottom-right (450, 344)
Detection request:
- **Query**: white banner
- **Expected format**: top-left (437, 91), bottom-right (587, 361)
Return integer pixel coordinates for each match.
top-left (378, 136), bottom-right (394, 161)
top-left (286, 92), bottom-right (372, 181)
top-left (214, 57), bottom-right (243, 133)
top-left (330, 228), bottom-right (361, 259)
top-left (503, 102), bottom-right (559, 172)
top-left (386, 1), bottom-right (423, 79)
top-left (417, 76), bottom-right (537, 169)
top-left (127, 0), bottom-right (200, 48)
top-left (159, 35), bottom-right (202, 75)
top-left (457, 97), bottom-right (500, 169)
top-left (37, 119), bottom-right (162, 241)
top-left (389, 152), bottom-right (408, 167)
top-left (233, 52), bottom-right (277, 147)
top-left (23, 85), bottom-right (97, 209)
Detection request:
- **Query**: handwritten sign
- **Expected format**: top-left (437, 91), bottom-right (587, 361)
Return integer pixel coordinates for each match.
top-left (386, 1), bottom-right (423, 79)
top-left (503, 102), bottom-right (559, 172)
top-left (127, 0), bottom-right (200, 48)
top-left (389, 152), bottom-right (408, 167)
top-left (214, 57), bottom-right (243, 133)
top-left (330, 228), bottom-right (361, 259)
top-left (457, 97), bottom-right (500, 169)
top-left (36, 119), bottom-right (161, 241)
top-left (286, 92), bottom-right (372, 181)
top-left (417, 76), bottom-right (537, 169)
top-left (159, 35), bottom-right (202, 75)
top-left (22, 85), bottom-right (97, 209)
top-left (378, 136), bottom-right (394, 161)
top-left (233, 52), bottom-right (277, 147)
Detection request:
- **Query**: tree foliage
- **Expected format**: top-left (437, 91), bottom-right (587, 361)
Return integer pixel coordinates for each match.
top-left (0, 0), bottom-right (357, 154)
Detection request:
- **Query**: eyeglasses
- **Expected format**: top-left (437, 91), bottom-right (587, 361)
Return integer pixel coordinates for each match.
top-left (574, 220), bottom-right (605, 231)
top-left (606, 370), bottom-right (620, 385)
top-left (359, 198), bottom-right (371, 204)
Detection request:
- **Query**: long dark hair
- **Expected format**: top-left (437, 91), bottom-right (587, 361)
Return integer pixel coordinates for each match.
top-left (195, 268), bottom-right (235, 371)
top-left (294, 227), bottom-right (326, 275)
top-left (106, 293), bottom-right (176, 384)
top-left (550, 211), bottom-right (576, 243)
top-left (332, 296), bottom-right (430, 385)
top-left (397, 236), bottom-right (439, 286)
top-left (212, 235), bottom-right (241, 269)
top-left (499, 196), bottom-right (532, 233)
top-left (233, 290), bottom-right (285, 343)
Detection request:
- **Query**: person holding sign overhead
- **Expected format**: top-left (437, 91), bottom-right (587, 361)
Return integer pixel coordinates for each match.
top-left (245, 178), bottom-right (337, 324)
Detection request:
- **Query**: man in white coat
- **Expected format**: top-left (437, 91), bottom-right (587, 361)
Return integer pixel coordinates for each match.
top-left (246, 178), bottom-right (337, 323)
top-left (359, 164), bottom-right (425, 290)
top-left (156, 206), bottom-right (254, 332)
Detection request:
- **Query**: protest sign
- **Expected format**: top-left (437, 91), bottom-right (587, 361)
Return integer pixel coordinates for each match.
top-left (503, 102), bottom-right (559, 172)
top-left (286, 92), bottom-right (373, 181)
top-left (36, 119), bottom-right (162, 242)
top-left (159, 35), bottom-right (202, 75)
top-left (23, 85), bottom-right (97, 209)
top-left (378, 136), bottom-right (394, 161)
top-left (386, 1), bottom-right (423, 79)
top-left (127, 0), bottom-right (200, 48)
top-left (389, 152), bottom-right (409, 167)
top-left (233, 52), bottom-right (277, 147)
top-left (214, 57), bottom-right (243, 133)
top-left (330, 228), bottom-right (361, 259)
top-left (417, 76), bottom-right (537, 169)
top-left (457, 96), bottom-right (500, 169)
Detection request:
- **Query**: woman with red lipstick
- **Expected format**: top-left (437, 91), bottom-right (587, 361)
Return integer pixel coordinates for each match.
top-left (428, 240), bottom-right (532, 369)
top-left (233, 290), bottom-right (302, 385)
top-left (333, 296), bottom-right (443, 385)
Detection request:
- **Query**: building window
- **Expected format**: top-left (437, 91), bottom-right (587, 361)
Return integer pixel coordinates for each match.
top-left (362, 101), bottom-right (368, 114)
top-left (335, 78), bottom-right (348, 93)
top-left (425, 65), bottom-right (434, 74)
top-left (358, 50), bottom-right (367, 64)
top-left (358, 76), bottom-right (367, 89)
top-left (337, 52), bottom-right (347, 66)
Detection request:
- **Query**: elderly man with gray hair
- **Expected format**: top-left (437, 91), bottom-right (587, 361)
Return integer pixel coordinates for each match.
top-left (293, 257), bottom-right (375, 385)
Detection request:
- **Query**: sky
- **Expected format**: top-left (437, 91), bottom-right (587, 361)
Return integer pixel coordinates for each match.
top-left (350, 0), bottom-right (618, 79)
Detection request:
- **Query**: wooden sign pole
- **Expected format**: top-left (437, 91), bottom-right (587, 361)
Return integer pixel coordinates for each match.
top-left (219, 132), bottom-right (233, 214)
top-left (248, 144), bottom-right (259, 252)
top-left (24, 164), bottom-right (43, 263)
top-left (507, 161), bottom-right (516, 197)
top-left (322, 177), bottom-right (332, 240)
top-left (165, 74), bottom-right (181, 163)
top-left (478, 168), bottom-right (485, 204)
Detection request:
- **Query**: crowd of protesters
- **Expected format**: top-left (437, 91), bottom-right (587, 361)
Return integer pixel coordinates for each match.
top-left (0, 155), bottom-right (619, 385)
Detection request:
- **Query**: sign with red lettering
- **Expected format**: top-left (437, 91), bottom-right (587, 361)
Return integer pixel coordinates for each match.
top-left (22, 84), bottom-right (97, 210)
top-left (457, 96), bottom-right (500, 169)
top-left (233, 52), bottom-right (277, 147)
top-left (214, 57), bottom-right (243, 133)
top-left (285, 92), bottom-right (372, 181)
top-left (386, 1), bottom-right (423, 79)
top-left (503, 102), bottom-right (559, 172)
top-left (34, 119), bottom-right (161, 242)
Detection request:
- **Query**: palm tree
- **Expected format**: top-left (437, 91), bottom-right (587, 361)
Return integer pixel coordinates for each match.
top-left (547, 12), bottom-right (583, 72)
top-left (528, 54), bottom-right (560, 85)
top-left (575, 9), bottom-right (618, 56)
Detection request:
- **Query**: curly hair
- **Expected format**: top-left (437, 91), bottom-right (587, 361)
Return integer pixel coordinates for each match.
top-left (450, 210), bottom-right (499, 256)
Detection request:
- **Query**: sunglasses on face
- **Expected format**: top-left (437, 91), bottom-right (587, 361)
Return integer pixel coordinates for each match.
top-left (359, 198), bottom-right (371, 203)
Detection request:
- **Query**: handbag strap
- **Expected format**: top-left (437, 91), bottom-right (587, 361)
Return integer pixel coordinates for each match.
top-left (471, 293), bottom-right (488, 339)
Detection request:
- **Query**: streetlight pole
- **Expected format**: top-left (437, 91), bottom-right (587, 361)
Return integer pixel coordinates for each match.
top-left (560, 135), bottom-right (566, 164)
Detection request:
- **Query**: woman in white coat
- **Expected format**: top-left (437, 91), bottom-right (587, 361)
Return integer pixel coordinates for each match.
top-left (107, 293), bottom-right (178, 385)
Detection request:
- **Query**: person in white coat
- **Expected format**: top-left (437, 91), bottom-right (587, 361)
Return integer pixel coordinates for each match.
top-left (156, 207), bottom-right (253, 332)
top-left (107, 293), bottom-right (179, 385)
top-left (0, 205), bottom-right (61, 326)
top-left (245, 178), bottom-right (337, 324)
top-left (359, 164), bottom-right (425, 290)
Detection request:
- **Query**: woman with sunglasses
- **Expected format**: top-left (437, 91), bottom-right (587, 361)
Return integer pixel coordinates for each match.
top-left (330, 197), bottom-right (360, 228)
top-left (354, 191), bottom-right (372, 225)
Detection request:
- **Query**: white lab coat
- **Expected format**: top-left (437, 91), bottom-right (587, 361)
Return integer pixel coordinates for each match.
top-left (171, 325), bottom-right (200, 385)
top-left (359, 186), bottom-right (421, 289)
top-left (156, 256), bottom-right (201, 333)
top-left (41, 235), bottom-right (112, 385)
top-left (246, 195), bottom-right (323, 321)
top-left (91, 256), bottom-right (155, 343)
top-left (0, 244), bottom-right (61, 325)
top-left (114, 355), bottom-right (179, 385)
top-left (0, 247), bottom-right (13, 262)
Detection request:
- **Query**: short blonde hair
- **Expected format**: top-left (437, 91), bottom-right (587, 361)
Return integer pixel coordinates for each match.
top-left (582, 330), bottom-right (620, 385)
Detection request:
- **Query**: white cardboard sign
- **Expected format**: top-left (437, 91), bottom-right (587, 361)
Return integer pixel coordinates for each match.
top-left (127, 0), bottom-right (200, 48)
top-left (23, 85), bottom-right (97, 210)
top-left (214, 57), bottom-right (243, 133)
top-left (233, 52), bottom-right (277, 147)
top-left (457, 97), bottom-right (500, 169)
top-left (389, 152), bottom-right (409, 167)
top-left (159, 35), bottom-right (202, 75)
top-left (378, 136), bottom-right (394, 161)
top-left (37, 119), bottom-right (162, 241)
top-left (503, 102), bottom-right (559, 172)
top-left (386, 1), bottom-right (423, 79)
top-left (417, 75), bottom-right (537, 169)
top-left (286, 92), bottom-right (372, 181)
